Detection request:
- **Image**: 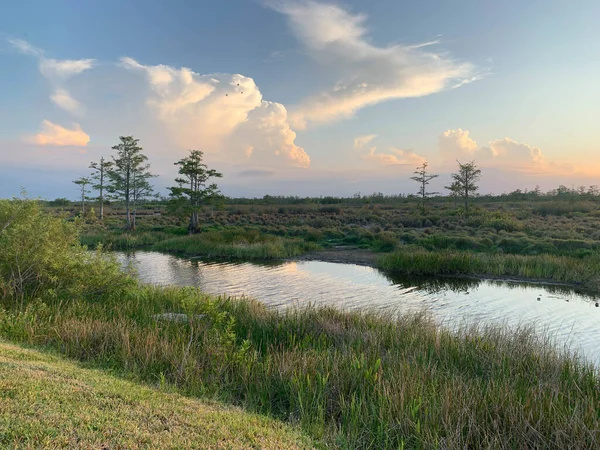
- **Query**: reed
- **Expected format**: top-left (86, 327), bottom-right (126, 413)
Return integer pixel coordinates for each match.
top-left (378, 248), bottom-right (600, 287)
top-left (151, 230), bottom-right (320, 260)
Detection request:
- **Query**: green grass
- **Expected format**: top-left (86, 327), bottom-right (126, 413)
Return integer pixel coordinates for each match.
top-left (377, 248), bottom-right (600, 288)
top-left (151, 229), bottom-right (320, 260)
top-left (0, 340), bottom-right (315, 450)
top-left (80, 230), bottom-right (173, 250)
top-left (3, 287), bottom-right (600, 449)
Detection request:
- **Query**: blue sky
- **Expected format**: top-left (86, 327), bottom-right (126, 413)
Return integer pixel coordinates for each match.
top-left (1, 0), bottom-right (599, 199)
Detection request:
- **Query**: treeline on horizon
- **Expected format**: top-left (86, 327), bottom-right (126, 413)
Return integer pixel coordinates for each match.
top-left (45, 184), bottom-right (600, 206)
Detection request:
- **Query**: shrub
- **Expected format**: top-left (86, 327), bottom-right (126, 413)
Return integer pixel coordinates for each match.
top-left (0, 199), bottom-right (131, 305)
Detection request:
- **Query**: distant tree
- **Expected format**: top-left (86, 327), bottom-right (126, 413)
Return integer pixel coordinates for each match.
top-left (89, 156), bottom-right (113, 220)
top-left (410, 162), bottom-right (438, 214)
top-left (107, 136), bottom-right (155, 230)
top-left (73, 176), bottom-right (91, 215)
top-left (556, 185), bottom-right (570, 197)
top-left (168, 150), bottom-right (222, 233)
top-left (446, 160), bottom-right (481, 214)
top-left (445, 180), bottom-right (461, 206)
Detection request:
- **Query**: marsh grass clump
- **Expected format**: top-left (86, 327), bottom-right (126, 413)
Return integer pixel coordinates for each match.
top-left (378, 248), bottom-right (600, 287)
top-left (151, 228), bottom-right (319, 260)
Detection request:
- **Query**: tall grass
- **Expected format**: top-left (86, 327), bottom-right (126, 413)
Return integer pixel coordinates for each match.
top-left (2, 288), bottom-right (600, 449)
top-left (152, 230), bottom-right (320, 260)
top-left (80, 230), bottom-right (170, 250)
top-left (378, 248), bottom-right (600, 288)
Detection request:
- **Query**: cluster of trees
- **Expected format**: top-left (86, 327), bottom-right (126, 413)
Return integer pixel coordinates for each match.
top-left (74, 136), bottom-right (222, 232)
top-left (411, 160), bottom-right (481, 214)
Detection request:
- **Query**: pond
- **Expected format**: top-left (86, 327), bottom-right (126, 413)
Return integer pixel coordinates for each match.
top-left (117, 251), bottom-right (600, 364)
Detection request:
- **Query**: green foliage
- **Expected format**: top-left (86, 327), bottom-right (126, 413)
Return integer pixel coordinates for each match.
top-left (446, 160), bottom-right (482, 213)
top-left (152, 229), bottom-right (319, 260)
top-left (410, 161), bottom-right (438, 214)
top-left (72, 176), bottom-right (91, 214)
top-left (89, 156), bottom-right (113, 220)
top-left (168, 150), bottom-right (223, 233)
top-left (0, 199), bottom-right (132, 304)
top-left (107, 136), bottom-right (156, 230)
top-left (533, 201), bottom-right (597, 216)
top-left (377, 248), bottom-right (600, 286)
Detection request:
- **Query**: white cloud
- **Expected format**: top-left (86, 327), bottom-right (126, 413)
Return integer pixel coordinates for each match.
top-left (438, 129), bottom-right (568, 174)
top-left (8, 38), bottom-right (94, 114)
top-left (39, 58), bottom-right (95, 79)
top-left (121, 57), bottom-right (310, 168)
top-left (50, 89), bottom-right (83, 115)
top-left (28, 120), bottom-right (90, 147)
top-left (9, 38), bottom-right (95, 79)
top-left (364, 146), bottom-right (425, 166)
top-left (8, 38), bottom-right (43, 56)
top-left (485, 138), bottom-right (544, 164)
top-left (270, 1), bottom-right (479, 128)
top-left (238, 101), bottom-right (310, 167)
top-left (354, 134), bottom-right (377, 150)
top-left (439, 128), bottom-right (479, 161)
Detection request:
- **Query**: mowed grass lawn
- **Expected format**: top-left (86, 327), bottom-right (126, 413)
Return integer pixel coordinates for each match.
top-left (0, 341), bottom-right (315, 450)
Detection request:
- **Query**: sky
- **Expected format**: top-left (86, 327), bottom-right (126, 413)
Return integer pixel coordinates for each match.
top-left (1, 0), bottom-right (600, 199)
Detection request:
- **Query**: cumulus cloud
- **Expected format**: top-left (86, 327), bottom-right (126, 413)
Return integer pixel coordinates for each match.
top-left (270, 1), bottom-right (479, 128)
top-left (28, 120), bottom-right (90, 147)
top-left (8, 38), bottom-right (93, 114)
top-left (364, 146), bottom-right (425, 166)
top-left (439, 128), bottom-right (480, 160)
top-left (121, 57), bottom-right (310, 168)
top-left (354, 134), bottom-right (377, 150)
top-left (239, 101), bottom-right (311, 167)
top-left (485, 138), bottom-right (544, 164)
top-left (438, 129), bottom-right (568, 174)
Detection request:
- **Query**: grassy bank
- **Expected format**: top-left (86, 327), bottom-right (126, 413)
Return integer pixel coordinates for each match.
top-left (81, 226), bottom-right (320, 260)
top-left (378, 248), bottom-right (600, 289)
top-left (152, 229), bottom-right (320, 260)
top-left (3, 288), bottom-right (600, 449)
top-left (0, 340), bottom-right (314, 449)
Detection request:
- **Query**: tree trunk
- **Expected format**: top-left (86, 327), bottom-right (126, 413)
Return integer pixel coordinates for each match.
top-left (189, 211), bottom-right (199, 234)
top-left (125, 199), bottom-right (131, 230)
top-left (99, 171), bottom-right (104, 221)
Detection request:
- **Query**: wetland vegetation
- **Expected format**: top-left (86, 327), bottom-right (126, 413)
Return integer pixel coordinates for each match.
top-left (2, 197), bottom-right (600, 448)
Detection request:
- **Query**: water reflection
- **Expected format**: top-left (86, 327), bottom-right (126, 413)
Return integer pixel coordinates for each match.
top-left (389, 274), bottom-right (596, 299)
top-left (117, 251), bottom-right (600, 365)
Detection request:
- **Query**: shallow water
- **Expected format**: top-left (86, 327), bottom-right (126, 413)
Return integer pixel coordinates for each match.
top-left (117, 251), bottom-right (600, 364)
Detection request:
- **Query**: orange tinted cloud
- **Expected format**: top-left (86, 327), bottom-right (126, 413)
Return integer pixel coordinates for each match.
top-left (29, 120), bottom-right (90, 147)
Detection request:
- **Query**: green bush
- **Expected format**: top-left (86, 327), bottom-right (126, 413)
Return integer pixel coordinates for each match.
top-left (0, 199), bottom-right (131, 304)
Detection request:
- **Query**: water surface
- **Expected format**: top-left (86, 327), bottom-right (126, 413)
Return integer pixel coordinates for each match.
top-left (118, 251), bottom-right (600, 364)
